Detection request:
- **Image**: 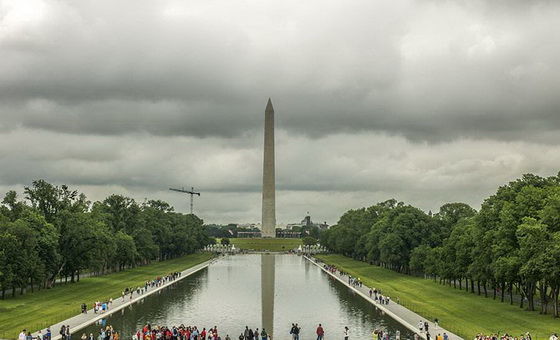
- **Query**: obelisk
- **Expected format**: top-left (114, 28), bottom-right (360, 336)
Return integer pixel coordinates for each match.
top-left (261, 98), bottom-right (276, 238)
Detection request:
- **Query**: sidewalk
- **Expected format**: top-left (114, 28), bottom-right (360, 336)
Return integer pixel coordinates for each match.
top-left (32, 257), bottom-right (218, 340)
top-left (304, 256), bottom-right (464, 340)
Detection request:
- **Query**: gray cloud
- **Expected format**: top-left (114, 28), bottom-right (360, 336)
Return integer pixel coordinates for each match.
top-left (1, 0), bottom-right (559, 142)
top-left (1, 0), bottom-right (560, 224)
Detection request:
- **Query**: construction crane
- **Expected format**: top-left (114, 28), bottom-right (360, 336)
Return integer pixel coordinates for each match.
top-left (169, 187), bottom-right (200, 215)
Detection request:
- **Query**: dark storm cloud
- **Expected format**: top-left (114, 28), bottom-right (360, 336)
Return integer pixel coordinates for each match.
top-left (2, 0), bottom-right (559, 143)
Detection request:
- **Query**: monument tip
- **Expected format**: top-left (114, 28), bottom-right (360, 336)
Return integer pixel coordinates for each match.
top-left (266, 98), bottom-right (274, 113)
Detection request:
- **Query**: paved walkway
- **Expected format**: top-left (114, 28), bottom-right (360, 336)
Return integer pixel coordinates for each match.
top-left (32, 257), bottom-right (218, 340)
top-left (304, 256), bottom-right (464, 340)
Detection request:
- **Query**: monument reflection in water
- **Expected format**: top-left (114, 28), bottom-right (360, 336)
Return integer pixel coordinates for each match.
top-left (82, 255), bottom-right (412, 339)
top-left (261, 254), bottom-right (275, 338)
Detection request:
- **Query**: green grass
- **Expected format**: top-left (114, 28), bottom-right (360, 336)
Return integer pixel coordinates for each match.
top-left (316, 254), bottom-right (560, 339)
top-left (0, 253), bottom-right (212, 339)
top-left (228, 238), bottom-right (302, 251)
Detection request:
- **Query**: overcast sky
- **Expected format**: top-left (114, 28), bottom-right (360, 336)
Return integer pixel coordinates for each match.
top-left (1, 0), bottom-right (560, 225)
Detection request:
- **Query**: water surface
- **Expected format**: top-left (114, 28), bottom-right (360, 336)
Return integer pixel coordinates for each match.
top-left (82, 254), bottom-right (413, 340)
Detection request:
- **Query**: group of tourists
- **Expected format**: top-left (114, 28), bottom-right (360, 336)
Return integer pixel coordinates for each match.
top-left (241, 325), bottom-right (268, 340)
top-left (79, 325), bottom-right (119, 340)
top-left (321, 262), bottom-right (393, 306)
top-left (18, 329), bottom-right (45, 340)
top-left (473, 332), bottom-right (558, 340)
top-left (130, 324), bottom-right (231, 340)
top-left (368, 288), bottom-right (390, 305)
top-left (289, 323), bottom-right (301, 340)
top-left (121, 272), bottom-right (182, 302)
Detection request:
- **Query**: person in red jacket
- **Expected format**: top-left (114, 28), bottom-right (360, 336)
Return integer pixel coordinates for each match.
top-left (316, 324), bottom-right (325, 340)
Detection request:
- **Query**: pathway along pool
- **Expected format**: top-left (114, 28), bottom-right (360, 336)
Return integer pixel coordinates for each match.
top-left (81, 254), bottom-right (414, 339)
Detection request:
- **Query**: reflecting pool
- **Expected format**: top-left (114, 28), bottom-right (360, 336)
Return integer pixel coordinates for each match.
top-left (82, 254), bottom-right (413, 340)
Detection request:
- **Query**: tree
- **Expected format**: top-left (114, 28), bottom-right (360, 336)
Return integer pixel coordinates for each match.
top-left (24, 180), bottom-right (80, 223)
top-left (1, 191), bottom-right (26, 222)
top-left (302, 237), bottom-right (317, 246)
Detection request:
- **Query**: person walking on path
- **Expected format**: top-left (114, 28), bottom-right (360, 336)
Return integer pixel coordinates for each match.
top-left (434, 318), bottom-right (439, 329)
top-left (344, 326), bottom-right (349, 340)
top-left (418, 321), bottom-right (423, 333)
top-left (316, 324), bottom-right (324, 340)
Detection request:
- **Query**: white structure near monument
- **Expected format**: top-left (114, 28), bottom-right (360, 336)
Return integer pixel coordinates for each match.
top-left (261, 98), bottom-right (276, 238)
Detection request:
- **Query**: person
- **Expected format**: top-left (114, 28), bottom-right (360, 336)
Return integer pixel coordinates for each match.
top-left (254, 329), bottom-right (259, 340)
top-left (225, 336), bottom-right (231, 340)
top-left (343, 326), bottom-right (349, 340)
top-left (443, 333), bottom-right (448, 340)
top-left (244, 326), bottom-right (250, 340)
top-left (37, 331), bottom-right (43, 340)
top-left (26, 332), bottom-right (33, 340)
top-left (396, 330), bottom-right (401, 340)
top-left (19, 330), bottom-right (26, 340)
top-left (261, 329), bottom-right (267, 340)
top-left (60, 326), bottom-right (67, 340)
top-left (550, 333), bottom-right (558, 340)
top-left (294, 324), bottom-right (300, 340)
top-left (316, 324), bottom-right (324, 340)
top-left (418, 321), bottom-right (423, 333)
top-left (46, 328), bottom-right (52, 340)
top-left (434, 318), bottom-right (439, 329)
top-left (66, 325), bottom-right (71, 340)
top-left (424, 321), bottom-right (429, 334)
top-left (426, 333), bottom-right (431, 340)
top-left (414, 333), bottom-right (419, 340)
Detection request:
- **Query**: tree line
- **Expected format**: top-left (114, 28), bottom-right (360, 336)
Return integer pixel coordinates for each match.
top-left (0, 179), bottom-right (210, 299)
top-left (320, 173), bottom-right (560, 318)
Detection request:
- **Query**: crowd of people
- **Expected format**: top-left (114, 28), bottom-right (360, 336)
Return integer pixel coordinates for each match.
top-left (322, 262), bottom-right (393, 306)
top-left (76, 271), bottom-right (184, 318)
top-left (18, 322), bottom-right (560, 340)
top-left (77, 325), bottom-right (118, 340)
top-left (473, 332), bottom-right (559, 340)
top-left (119, 324), bottom-right (274, 340)
top-left (122, 272), bottom-right (183, 302)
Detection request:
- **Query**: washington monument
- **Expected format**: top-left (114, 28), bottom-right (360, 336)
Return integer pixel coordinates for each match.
top-left (261, 98), bottom-right (276, 238)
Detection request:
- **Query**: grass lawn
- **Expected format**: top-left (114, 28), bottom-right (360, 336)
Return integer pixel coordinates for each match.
top-left (316, 254), bottom-right (560, 339)
top-left (0, 253), bottom-right (212, 339)
top-left (228, 238), bottom-right (302, 251)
